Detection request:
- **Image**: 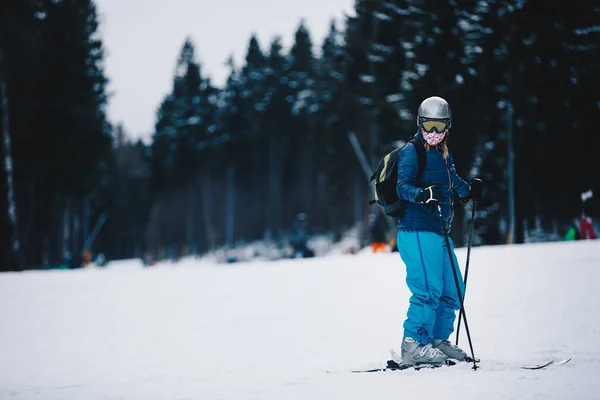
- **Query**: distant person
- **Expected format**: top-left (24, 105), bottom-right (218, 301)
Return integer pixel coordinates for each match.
top-left (95, 253), bottom-right (107, 267)
top-left (369, 213), bottom-right (388, 253)
top-left (142, 252), bottom-right (156, 267)
top-left (60, 251), bottom-right (72, 269)
top-left (580, 216), bottom-right (596, 239)
top-left (83, 249), bottom-right (92, 266)
top-left (580, 200), bottom-right (597, 240)
top-left (564, 221), bottom-right (580, 241)
top-left (289, 213), bottom-right (314, 258)
top-left (395, 96), bottom-right (484, 367)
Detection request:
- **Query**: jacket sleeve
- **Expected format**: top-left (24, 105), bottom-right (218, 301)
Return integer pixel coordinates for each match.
top-left (396, 143), bottom-right (423, 203)
top-left (447, 154), bottom-right (470, 199)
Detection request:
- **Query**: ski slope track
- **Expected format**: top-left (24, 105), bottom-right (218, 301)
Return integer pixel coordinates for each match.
top-left (1, 240), bottom-right (599, 399)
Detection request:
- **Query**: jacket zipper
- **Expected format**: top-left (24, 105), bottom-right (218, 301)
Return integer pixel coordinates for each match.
top-left (443, 157), bottom-right (452, 229)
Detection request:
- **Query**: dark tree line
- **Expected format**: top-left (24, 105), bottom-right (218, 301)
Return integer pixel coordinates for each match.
top-left (1, 0), bottom-right (111, 270)
top-left (2, 0), bottom-right (599, 270)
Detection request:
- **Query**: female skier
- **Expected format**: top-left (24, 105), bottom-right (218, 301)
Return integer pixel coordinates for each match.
top-left (396, 96), bottom-right (483, 365)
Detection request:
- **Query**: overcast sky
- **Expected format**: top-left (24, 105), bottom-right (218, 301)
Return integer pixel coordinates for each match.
top-left (96, 0), bottom-right (355, 141)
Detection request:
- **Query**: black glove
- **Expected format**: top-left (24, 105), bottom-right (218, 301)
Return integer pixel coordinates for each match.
top-left (417, 184), bottom-right (442, 205)
top-left (469, 178), bottom-right (484, 202)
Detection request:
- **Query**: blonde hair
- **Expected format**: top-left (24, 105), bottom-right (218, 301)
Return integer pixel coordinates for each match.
top-left (424, 142), bottom-right (450, 159)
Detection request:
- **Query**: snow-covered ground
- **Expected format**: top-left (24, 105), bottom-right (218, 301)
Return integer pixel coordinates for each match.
top-left (1, 239), bottom-right (599, 400)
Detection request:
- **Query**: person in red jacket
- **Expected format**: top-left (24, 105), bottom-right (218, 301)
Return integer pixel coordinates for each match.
top-left (580, 215), bottom-right (597, 239)
top-left (580, 200), bottom-right (597, 240)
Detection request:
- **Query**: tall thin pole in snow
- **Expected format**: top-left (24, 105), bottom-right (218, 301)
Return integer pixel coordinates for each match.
top-left (225, 165), bottom-right (235, 247)
top-left (348, 131), bottom-right (394, 231)
top-left (347, 131), bottom-right (373, 182)
top-left (84, 213), bottom-right (107, 250)
top-left (2, 75), bottom-right (20, 258)
top-left (507, 104), bottom-right (515, 244)
top-left (368, 4), bottom-right (380, 171)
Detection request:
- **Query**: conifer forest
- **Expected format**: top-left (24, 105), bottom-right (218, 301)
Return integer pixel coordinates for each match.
top-left (1, 0), bottom-right (599, 270)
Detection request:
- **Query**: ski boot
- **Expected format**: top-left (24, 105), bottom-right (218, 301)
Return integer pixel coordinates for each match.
top-left (401, 337), bottom-right (448, 366)
top-left (432, 339), bottom-right (467, 361)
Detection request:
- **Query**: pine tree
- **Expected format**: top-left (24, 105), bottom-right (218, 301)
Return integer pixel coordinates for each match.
top-left (262, 37), bottom-right (291, 236)
top-left (287, 22), bottom-right (319, 221)
top-left (231, 35), bottom-right (270, 239)
top-left (149, 37), bottom-right (219, 252)
top-left (314, 20), bottom-right (358, 229)
top-left (219, 56), bottom-right (245, 141)
top-left (241, 35), bottom-right (268, 134)
top-left (0, 0), bottom-right (45, 269)
top-left (98, 124), bottom-right (151, 260)
top-left (151, 38), bottom-right (218, 188)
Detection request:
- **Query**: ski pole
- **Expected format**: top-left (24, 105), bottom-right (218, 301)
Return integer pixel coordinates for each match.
top-left (455, 200), bottom-right (477, 347)
top-left (437, 203), bottom-right (478, 370)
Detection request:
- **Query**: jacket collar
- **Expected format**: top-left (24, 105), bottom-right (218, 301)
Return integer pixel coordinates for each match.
top-left (412, 130), bottom-right (425, 144)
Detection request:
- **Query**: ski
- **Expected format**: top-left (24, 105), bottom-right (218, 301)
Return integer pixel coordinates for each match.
top-left (521, 357), bottom-right (571, 370)
top-left (521, 360), bottom-right (554, 370)
top-left (351, 358), bottom-right (456, 373)
top-left (351, 349), bottom-right (459, 373)
top-left (349, 356), bottom-right (570, 373)
top-left (555, 357), bottom-right (572, 366)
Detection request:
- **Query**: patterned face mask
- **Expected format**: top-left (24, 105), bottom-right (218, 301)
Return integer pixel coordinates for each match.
top-left (422, 129), bottom-right (447, 146)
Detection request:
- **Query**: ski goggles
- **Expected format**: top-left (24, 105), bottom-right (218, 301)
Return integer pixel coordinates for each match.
top-left (419, 118), bottom-right (451, 133)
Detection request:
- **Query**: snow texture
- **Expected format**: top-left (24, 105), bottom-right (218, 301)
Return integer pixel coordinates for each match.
top-left (1, 240), bottom-right (600, 399)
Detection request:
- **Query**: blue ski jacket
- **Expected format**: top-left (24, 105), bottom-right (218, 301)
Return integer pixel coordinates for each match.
top-left (396, 132), bottom-right (470, 235)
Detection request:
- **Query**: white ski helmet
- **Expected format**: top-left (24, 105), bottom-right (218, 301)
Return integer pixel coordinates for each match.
top-left (417, 96), bottom-right (452, 127)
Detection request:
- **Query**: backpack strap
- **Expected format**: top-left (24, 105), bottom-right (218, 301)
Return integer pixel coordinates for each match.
top-left (408, 138), bottom-right (426, 184)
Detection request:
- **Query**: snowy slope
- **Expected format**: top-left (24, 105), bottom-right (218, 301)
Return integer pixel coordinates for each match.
top-left (1, 240), bottom-right (599, 400)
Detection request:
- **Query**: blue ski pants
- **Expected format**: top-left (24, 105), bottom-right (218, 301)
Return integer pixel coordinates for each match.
top-left (396, 230), bottom-right (465, 345)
